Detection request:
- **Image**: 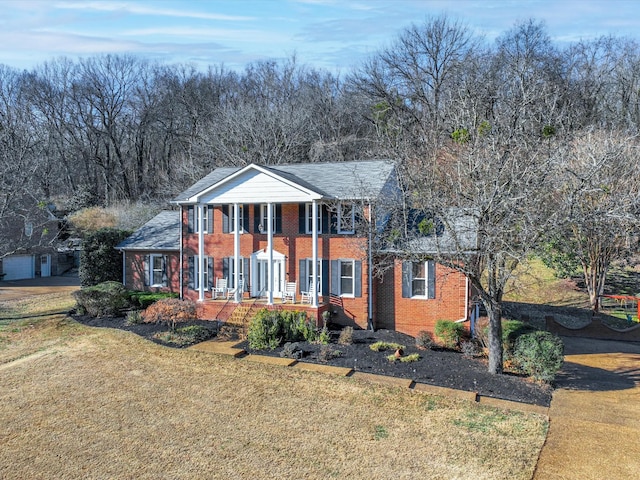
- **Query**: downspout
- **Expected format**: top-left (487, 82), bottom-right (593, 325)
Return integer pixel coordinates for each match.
top-left (367, 201), bottom-right (374, 331)
top-left (179, 207), bottom-right (183, 299)
top-left (454, 276), bottom-right (470, 324)
top-left (122, 250), bottom-right (126, 287)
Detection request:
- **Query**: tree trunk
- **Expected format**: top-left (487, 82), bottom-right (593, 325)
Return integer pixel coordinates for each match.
top-left (484, 299), bottom-right (504, 375)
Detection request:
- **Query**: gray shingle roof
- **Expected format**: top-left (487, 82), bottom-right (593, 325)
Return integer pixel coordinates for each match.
top-left (116, 211), bottom-right (180, 251)
top-left (172, 160), bottom-right (396, 202)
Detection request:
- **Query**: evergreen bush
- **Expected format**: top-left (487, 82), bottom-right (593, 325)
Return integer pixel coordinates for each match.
top-left (434, 320), bottom-right (465, 349)
top-left (73, 281), bottom-right (131, 317)
top-left (512, 331), bottom-right (564, 383)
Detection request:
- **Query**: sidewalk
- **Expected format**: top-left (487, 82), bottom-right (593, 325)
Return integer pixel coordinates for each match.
top-left (533, 337), bottom-right (640, 479)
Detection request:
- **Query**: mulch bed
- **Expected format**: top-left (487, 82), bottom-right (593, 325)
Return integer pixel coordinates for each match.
top-left (73, 315), bottom-right (552, 407)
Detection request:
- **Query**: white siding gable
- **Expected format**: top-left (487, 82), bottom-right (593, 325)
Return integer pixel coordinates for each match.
top-left (194, 167), bottom-right (322, 203)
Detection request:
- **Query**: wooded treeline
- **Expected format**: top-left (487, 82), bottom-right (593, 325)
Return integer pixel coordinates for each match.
top-left (2, 19), bottom-right (640, 207)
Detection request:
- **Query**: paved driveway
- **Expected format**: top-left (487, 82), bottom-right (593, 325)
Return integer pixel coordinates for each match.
top-left (0, 275), bottom-right (81, 302)
top-left (534, 336), bottom-right (640, 479)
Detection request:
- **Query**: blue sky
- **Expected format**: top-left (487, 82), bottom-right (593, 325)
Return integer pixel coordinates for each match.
top-left (2, 0), bottom-right (640, 72)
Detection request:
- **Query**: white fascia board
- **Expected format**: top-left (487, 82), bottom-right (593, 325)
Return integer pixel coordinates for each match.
top-left (187, 164), bottom-right (322, 203)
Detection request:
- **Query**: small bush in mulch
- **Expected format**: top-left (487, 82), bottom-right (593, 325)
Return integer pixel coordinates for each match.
top-left (247, 309), bottom-right (326, 350)
top-left (370, 341), bottom-right (405, 352)
top-left (152, 324), bottom-right (215, 346)
top-left (73, 281), bottom-right (131, 317)
top-left (142, 298), bottom-right (197, 332)
top-left (512, 331), bottom-right (564, 383)
top-left (435, 320), bottom-right (465, 349)
top-left (337, 326), bottom-right (353, 345)
top-left (415, 330), bottom-right (435, 350)
top-left (130, 291), bottom-right (179, 309)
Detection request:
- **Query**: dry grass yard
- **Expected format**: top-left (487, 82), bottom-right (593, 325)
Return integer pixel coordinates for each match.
top-left (0, 290), bottom-right (548, 479)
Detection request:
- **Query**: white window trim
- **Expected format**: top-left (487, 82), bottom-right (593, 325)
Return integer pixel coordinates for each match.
top-left (338, 259), bottom-right (355, 297)
top-left (338, 202), bottom-right (355, 234)
top-left (192, 255), bottom-right (212, 290)
top-left (258, 204), bottom-right (277, 233)
top-left (306, 258), bottom-right (322, 295)
top-left (150, 254), bottom-right (165, 287)
top-left (305, 203), bottom-right (322, 234)
top-left (230, 205), bottom-right (245, 234)
top-left (410, 261), bottom-right (427, 298)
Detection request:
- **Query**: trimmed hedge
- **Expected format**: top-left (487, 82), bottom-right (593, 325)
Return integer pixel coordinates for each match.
top-left (73, 281), bottom-right (131, 317)
top-left (130, 291), bottom-right (179, 309)
top-left (247, 309), bottom-right (324, 350)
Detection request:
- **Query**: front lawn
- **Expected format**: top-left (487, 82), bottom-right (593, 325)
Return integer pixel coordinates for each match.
top-left (0, 290), bottom-right (548, 479)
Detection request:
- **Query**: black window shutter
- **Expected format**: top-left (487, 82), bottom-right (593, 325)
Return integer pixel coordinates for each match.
top-left (427, 260), bottom-right (436, 299)
top-left (187, 206), bottom-right (194, 234)
top-left (242, 205), bottom-right (249, 232)
top-left (321, 260), bottom-right (329, 294)
top-left (330, 260), bottom-right (339, 295)
top-left (275, 204), bottom-right (282, 233)
top-left (207, 206), bottom-right (213, 233)
top-left (354, 260), bottom-right (362, 298)
top-left (254, 204), bottom-right (261, 233)
top-left (188, 256), bottom-right (195, 289)
top-left (299, 204), bottom-right (306, 233)
top-left (222, 205), bottom-right (230, 233)
top-left (207, 257), bottom-right (214, 290)
top-left (143, 255), bottom-right (150, 286)
top-left (299, 259), bottom-right (308, 291)
top-left (401, 261), bottom-right (411, 298)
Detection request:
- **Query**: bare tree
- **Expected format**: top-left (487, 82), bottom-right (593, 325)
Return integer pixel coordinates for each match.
top-left (551, 129), bottom-right (640, 312)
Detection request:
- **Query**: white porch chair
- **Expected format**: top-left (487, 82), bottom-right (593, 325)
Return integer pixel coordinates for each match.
top-left (211, 277), bottom-right (228, 299)
top-left (300, 280), bottom-right (315, 304)
top-left (282, 282), bottom-right (297, 304)
top-left (227, 278), bottom-right (244, 300)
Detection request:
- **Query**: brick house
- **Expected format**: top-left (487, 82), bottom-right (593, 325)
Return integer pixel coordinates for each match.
top-left (117, 160), bottom-right (472, 337)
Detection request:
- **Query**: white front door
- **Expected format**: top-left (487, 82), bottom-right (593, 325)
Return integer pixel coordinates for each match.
top-left (40, 255), bottom-right (51, 277)
top-left (251, 250), bottom-right (285, 297)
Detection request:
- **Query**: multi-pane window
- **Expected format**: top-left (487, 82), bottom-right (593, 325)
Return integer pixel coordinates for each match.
top-left (338, 202), bottom-right (354, 234)
top-left (306, 259), bottom-right (322, 295)
top-left (230, 205), bottom-right (244, 233)
top-left (259, 204), bottom-right (277, 233)
top-left (188, 256), bottom-right (213, 290)
top-left (402, 260), bottom-right (435, 299)
top-left (151, 255), bottom-right (165, 286)
top-left (340, 259), bottom-right (354, 296)
top-left (305, 203), bottom-right (322, 234)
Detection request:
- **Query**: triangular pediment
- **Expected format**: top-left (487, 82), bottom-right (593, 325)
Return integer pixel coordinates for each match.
top-left (188, 164), bottom-right (323, 203)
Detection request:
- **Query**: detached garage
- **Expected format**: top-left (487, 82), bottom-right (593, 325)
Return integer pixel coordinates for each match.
top-left (2, 255), bottom-right (35, 281)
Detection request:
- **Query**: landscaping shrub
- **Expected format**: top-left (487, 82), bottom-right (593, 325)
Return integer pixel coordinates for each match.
top-left (73, 281), bottom-right (131, 317)
top-left (502, 319), bottom-right (537, 358)
top-left (387, 352), bottom-right (420, 363)
top-left (512, 331), bottom-right (564, 383)
top-left (79, 228), bottom-right (131, 286)
top-left (152, 324), bottom-right (214, 346)
top-left (460, 340), bottom-right (479, 358)
top-left (370, 341), bottom-right (405, 352)
top-left (434, 320), bottom-right (465, 349)
top-left (142, 298), bottom-right (197, 331)
top-left (247, 309), bottom-right (318, 350)
top-left (338, 326), bottom-right (354, 345)
top-left (125, 310), bottom-right (144, 325)
top-left (415, 330), bottom-right (435, 349)
top-left (280, 342), bottom-right (304, 359)
top-left (130, 291), bottom-right (179, 309)
top-left (318, 344), bottom-right (342, 362)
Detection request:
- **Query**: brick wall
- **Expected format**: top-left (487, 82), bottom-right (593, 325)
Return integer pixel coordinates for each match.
top-left (123, 250), bottom-right (180, 294)
top-left (375, 258), bottom-right (469, 337)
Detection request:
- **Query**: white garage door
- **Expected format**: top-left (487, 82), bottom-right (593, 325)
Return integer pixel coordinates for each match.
top-left (3, 255), bottom-right (35, 281)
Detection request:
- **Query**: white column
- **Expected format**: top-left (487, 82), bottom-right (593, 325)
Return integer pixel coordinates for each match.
top-left (267, 203), bottom-right (274, 305)
top-left (311, 200), bottom-right (318, 307)
top-left (233, 203), bottom-right (241, 303)
top-left (198, 204), bottom-right (205, 301)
